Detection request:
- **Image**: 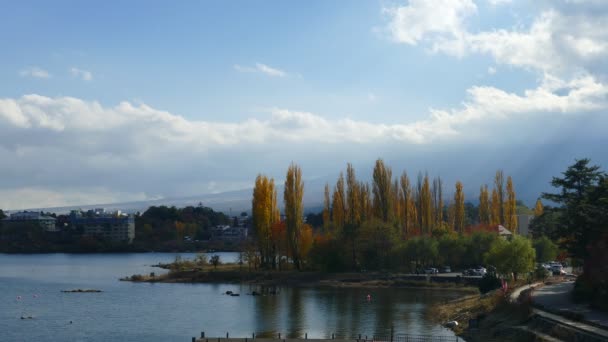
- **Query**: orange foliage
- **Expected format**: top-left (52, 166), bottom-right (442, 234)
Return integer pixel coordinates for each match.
top-left (464, 223), bottom-right (499, 235)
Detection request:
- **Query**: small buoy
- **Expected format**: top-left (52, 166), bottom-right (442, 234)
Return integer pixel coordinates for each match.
top-left (70, 321), bottom-right (73, 324)
top-left (366, 294), bottom-right (371, 301)
top-left (226, 291), bottom-right (233, 295)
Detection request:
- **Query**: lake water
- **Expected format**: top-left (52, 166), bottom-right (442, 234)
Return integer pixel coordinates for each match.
top-left (0, 253), bottom-right (462, 341)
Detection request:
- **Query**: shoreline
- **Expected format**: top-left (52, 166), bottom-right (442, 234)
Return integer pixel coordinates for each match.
top-left (121, 268), bottom-right (480, 292)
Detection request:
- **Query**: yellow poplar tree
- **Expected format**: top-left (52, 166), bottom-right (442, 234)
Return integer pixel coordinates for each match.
top-left (331, 172), bottom-right (346, 233)
top-left (359, 181), bottom-right (372, 222)
top-left (495, 170), bottom-right (505, 224)
top-left (479, 185), bottom-right (490, 225)
top-left (284, 163), bottom-right (304, 270)
top-left (454, 181), bottom-right (465, 232)
top-left (534, 199), bottom-right (544, 217)
top-left (252, 174), bottom-right (275, 267)
top-left (392, 178), bottom-right (401, 227)
top-left (419, 174), bottom-right (433, 234)
top-left (504, 176), bottom-right (518, 233)
top-left (432, 177), bottom-right (444, 228)
top-left (400, 171), bottom-right (411, 236)
top-left (372, 159), bottom-right (393, 222)
top-left (490, 188), bottom-right (501, 226)
top-left (346, 163), bottom-right (361, 226)
top-left (323, 183), bottom-right (331, 230)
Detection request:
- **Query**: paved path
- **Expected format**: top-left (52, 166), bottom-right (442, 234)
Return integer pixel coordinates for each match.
top-left (509, 282), bottom-right (542, 303)
top-left (532, 280), bottom-right (608, 329)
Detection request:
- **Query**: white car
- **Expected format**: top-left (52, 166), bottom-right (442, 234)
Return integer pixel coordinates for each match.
top-left (551, 264), bottom-right (565, 275)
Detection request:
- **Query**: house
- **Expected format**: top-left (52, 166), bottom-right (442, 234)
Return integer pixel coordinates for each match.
top-left (497, 225), bottom-right (513, 239)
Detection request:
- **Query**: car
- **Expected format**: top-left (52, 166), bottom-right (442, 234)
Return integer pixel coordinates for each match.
top-left (473, 266), bottom-right (487, 276)
top-left (424, 267), bottom-right (439, 274)
top-left (551, 264), bottom-right (565, 275)
top-left (441, 266), bottom-right (451, 273)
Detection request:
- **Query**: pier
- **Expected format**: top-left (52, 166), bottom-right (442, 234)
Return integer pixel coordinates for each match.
top-left (191, 332), bottom-right (459, 342)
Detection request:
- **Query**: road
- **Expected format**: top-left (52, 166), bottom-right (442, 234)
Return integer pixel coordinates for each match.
top-left (532, 280), bottom-right (608, 329)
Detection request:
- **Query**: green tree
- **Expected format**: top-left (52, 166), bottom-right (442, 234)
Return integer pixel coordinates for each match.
top-left (542, 158), bottom-right (606, 260)
top-left (485, 236), bottom-right (536, 280)
top-left (533, 236), bottom-right (558, 263)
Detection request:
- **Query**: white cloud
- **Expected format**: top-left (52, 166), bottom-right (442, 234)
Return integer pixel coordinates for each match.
top-left (19, 67), bottom-right (51, 79)
top-left (367, 92), bottom-right (378, 102)
top-left (70, 67), bottom-right (93, 81)
top-left (385, 2), bottom-right (608, 76)
top-left (487, 0), bottom-right (512, 5)
top-left (487, 66), bottom-right (497, 74)
top-left (384, 0), bottom-right (476, 47)
top-left (234, 62), bottom-right (288, 77)
top-left (0, 78), bottom-right (606, 209)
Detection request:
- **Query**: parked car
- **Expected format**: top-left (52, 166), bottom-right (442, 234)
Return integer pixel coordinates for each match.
top-left (473, 266), bottom-right (487, 276)
top-left (441, 266), bottom-right (451, 273)
top-left (424, 267), bottom-right (439, 274)
top-left (551, 264), bottom-right (565, 275)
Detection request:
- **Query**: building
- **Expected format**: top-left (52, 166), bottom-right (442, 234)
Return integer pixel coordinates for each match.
top-left (70, 209), bottom-right (135, 243)
top-left (3, 211), bottom-right (57, 232)
top-left (517, 214), bottom-right (534, 236)
top-left (497, 225), bottom-right (513, 239)
top-left (211, 225), bottom-right (248, 242)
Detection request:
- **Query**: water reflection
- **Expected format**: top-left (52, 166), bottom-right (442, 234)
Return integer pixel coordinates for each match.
top-left (248, 286), bottom-right (458, 338)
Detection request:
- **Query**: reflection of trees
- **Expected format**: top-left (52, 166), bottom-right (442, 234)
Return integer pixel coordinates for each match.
top-left (250, 286), bottom-right (448, 338)
top-left (372, 290), bottom-right (395, 338)
top-left (254, 287), bottom-right (280, 338)
top-left (286, 287), bottom-right (304, 338)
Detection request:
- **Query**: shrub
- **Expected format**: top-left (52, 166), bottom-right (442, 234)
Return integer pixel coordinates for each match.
top-left (478, 273), bottom-right (501, 294)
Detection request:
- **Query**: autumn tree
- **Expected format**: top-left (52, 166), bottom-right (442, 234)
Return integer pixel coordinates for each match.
top-left (323, 183), bottom-right (331, 230)
top-left (432, 176), bottom-right (444, 227)
top-left (454, 181), bottom-right (465, 232)
top-left (284, 163), bottom-right (304, 270)
top-left (372, 159), bottom-right (393, 222)
top-left (331, 173), bottom-right (346, 233)
top-left (479, 185), bottom-right (490, 225)
top-left (490, 188), bottom-right (501, 226)
top-left (504, 176), bottom-right (518, 233)
top-left (345, 163), bottom-right (361, 269)
top-left (494, 170), bottom-right (505, 224)
top-left (359, 182), bottom-right (373, 222)
top-left (392, 178), bottom-right (402, 228)
top-left (346, 163), bottom-right (360, 226)
top-left (400, 171), bottom-right (414, 237)
top-left (419, 173), bottom-right (433, 234)
top-left (252, 174), bottom-right (278, 267)
top-left (534, 199), bottom-right (544, 217)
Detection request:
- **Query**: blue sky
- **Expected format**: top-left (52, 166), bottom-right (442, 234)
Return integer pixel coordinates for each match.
top-left (1, 0), bottom-right (607, 210)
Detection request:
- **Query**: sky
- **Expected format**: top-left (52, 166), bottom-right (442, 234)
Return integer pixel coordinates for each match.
top-left (1, 0), bottom-right (608, 210)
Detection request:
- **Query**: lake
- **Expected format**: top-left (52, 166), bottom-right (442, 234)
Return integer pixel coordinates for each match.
top-left (0, 253), bottom-right (462, 341)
